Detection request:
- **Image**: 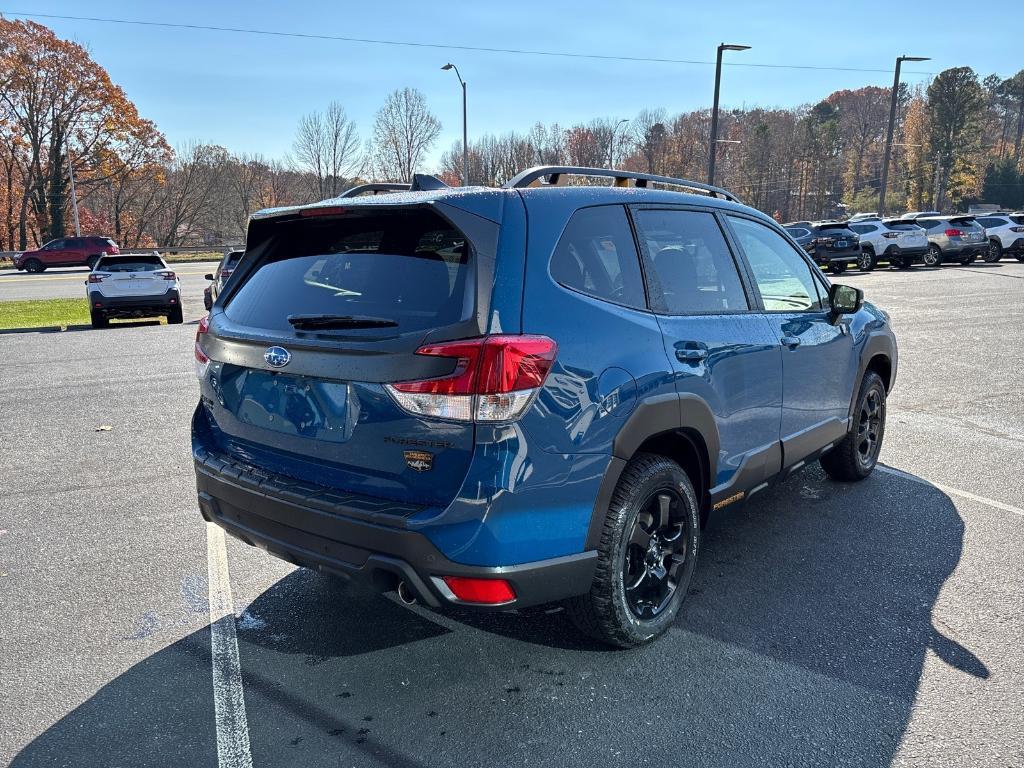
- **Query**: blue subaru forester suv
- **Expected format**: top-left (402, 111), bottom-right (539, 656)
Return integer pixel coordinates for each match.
top-left (192, 166), bottom-right (897, 647)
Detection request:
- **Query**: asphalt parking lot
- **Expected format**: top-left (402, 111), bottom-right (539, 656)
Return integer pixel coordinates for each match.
top-left (1, 262), bottom-right (1021, 767)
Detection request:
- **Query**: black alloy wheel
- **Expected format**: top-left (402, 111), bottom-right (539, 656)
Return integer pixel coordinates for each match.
top-left (621, 489), bottom-right (693, 619)
top-left (855, 386), bottom-right (884, 472)
top-left (984, 240), bottom-right (1002, 263)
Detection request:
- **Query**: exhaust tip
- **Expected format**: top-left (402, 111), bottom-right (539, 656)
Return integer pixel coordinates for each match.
top-left (396, 580), bottom-right (417, 605)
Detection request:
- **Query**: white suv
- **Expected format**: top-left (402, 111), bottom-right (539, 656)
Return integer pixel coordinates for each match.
top-left (973, 213), bottom-right (1024, 262)
top-left (848, 218), bottom-right (929, 270)
top-left (86, 252), bottom-right (183, 328)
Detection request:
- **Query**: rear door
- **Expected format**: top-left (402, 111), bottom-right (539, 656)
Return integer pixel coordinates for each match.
top-left (199, 202), bottom-right (501, 507)
top-left (633, 206), bottom-right (783, 490)
top-left (724, 214), bottom-right (857, 469)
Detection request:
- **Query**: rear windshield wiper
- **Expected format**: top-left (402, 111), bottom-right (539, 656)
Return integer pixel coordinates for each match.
top-left (287, 313), bottom-right (398, 330)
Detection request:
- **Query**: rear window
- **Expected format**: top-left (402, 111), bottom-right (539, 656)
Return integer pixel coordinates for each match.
top-left (882, 221), bottom-right (921, 231)
top-left (224, 208), bottom-right (471, 334)
top-left (96, 255), bottom-right (165, 272)
top-left (849, 224), bottom-right (876, 234)
top-left (785, 227), bottom-right (809, 238)
top-left (1010, 214), bottom-right (1024, 225)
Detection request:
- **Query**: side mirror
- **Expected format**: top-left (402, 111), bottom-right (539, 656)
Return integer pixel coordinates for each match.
top-left (204, 273), bottom-right (214, 281)
top-left (829, 283), bottom-right (864, 316)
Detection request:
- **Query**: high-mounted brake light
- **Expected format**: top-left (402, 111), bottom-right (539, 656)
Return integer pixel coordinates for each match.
top-left (441, 576), bottom-right (516, 604)
top-left (385, 335), bottom-right (557, 422)
top-left (194, 315), bottom-right (210, 379)
top-left (945, 228), bottom-right (963, 237)
top-left (299, 206), bottom-right (348, 218)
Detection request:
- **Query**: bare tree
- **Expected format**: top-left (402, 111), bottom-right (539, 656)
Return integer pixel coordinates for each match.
top-left (370, 88), bottom-right (441, 182)
top-left (292, 102), bottom-right (361, 199)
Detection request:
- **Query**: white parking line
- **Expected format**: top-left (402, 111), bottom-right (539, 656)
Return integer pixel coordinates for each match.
top-left (206, 523), bottom-right (254, 768)
top-left (877, 465), bottom-right (1024, 517)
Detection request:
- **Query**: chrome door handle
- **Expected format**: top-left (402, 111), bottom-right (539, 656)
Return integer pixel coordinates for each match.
top-left (781, 335), bottom-right (801, 349)
top-left (676, 347), bottom-right (708, 363)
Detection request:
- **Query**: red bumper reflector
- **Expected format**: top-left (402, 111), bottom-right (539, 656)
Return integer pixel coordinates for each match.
top-left (442, 576), bottom-right (516, 604)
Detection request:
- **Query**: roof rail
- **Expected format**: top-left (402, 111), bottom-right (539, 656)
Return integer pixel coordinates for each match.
top-left (339, 183), bottom-right (410, 198)
top-left (502, 165), bottom-right (741, 203)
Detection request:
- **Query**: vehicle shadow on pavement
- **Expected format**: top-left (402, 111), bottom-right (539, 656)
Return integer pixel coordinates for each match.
top-left (12, 466), bottom-right (983, 768)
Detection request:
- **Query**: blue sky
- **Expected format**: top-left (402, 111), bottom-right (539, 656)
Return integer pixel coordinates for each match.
top-left (5, 1), bottom-right (1016, 167)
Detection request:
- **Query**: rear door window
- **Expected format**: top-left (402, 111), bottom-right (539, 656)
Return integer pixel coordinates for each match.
top-left (549, 205), bottom-right (646, 309)
top-left (224, 207), bottom-right (472, 334)
top-left (635, 209), bottom-right (749, 314)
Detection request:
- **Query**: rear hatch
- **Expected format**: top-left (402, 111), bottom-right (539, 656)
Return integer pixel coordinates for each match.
top-left (814, 223), bottom-right (858, 250)
top-left (882, 220), bottom-right (927, 247)
top-left (949, 216), bottom-right (985, 243)
top-left (91, 254), bottom-right (173, 296)
top-left (197, 201), bottom-right (501, 508)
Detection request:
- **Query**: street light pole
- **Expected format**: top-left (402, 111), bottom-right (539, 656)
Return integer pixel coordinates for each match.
top-left (442, 63), bottom-right (468, 186)
top-left (708, 43), bottom-right (750, 186)
top-left (66, 148), bottom-right (81, 237)
top-left (609, 118), bottom-right (628, 168)
top-left (879, 54), bottom-right (929, 216)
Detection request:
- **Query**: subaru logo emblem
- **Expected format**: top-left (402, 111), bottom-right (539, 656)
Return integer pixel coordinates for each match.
top-left (264, 346), bottom-right (291, 368)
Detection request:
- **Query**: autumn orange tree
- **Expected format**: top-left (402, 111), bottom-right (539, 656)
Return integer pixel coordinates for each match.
top-left (0, 18), bottom-right (169, 248)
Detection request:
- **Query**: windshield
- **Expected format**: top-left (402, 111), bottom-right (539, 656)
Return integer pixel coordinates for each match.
top-left (224, 208), bottom-right (472, 334)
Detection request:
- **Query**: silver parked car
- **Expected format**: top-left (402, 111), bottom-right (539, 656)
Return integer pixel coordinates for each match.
top-left (913, 215), bottom-right (987, 267)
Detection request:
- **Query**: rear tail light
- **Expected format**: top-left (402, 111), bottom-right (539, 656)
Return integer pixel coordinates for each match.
top-left (440, 576), bottom-right (516, 604)
top-left (194, 315), bottom-right (210, 379)
top-left (161, 271), bottom-right (177, 280)
top-left (385, 335), bottom-right (557, 423)
top-left (945, 228), bottom-right (963, 237)
top-left (882, 232), bottom-right (900, 239)
top-left (1011, 226), bottom-right (1024, 233)
top-left (87, 273), bottom-right (105, 283)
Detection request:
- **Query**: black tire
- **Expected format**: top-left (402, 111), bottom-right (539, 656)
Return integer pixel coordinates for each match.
top-left (820, 371), bottom-right (886, 482)
top-left (983, 240), bottom-right (1002, 263)
top-left (1017, 255), bottom-right (1024, 263)
top-left (828, 262), bottom-right (847, 275)
top-left (167, 305), bottom-right (184, 325)
top-left (857, 249), bottom-right (875, 272)
top-left (923, 245), bottom-right (942, 267)
top-left (24, 258), bottom-right (43, 273)
top-left (566, 453), bottom-right (700, 648)
top-left (90, 311), bottom-right (109, 329)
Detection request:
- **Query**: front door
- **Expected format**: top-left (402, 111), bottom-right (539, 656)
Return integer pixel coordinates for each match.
top-left (724, 214), bottom-right (858, 468)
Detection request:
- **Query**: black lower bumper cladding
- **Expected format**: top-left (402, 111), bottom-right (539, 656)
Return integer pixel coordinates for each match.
top-left (193, 441), bottom-right (597, 610)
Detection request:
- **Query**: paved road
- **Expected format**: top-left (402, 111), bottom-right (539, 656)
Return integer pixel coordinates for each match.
top-left (1, 263), bottom-right (1021, 767)
top-left (0, 262), bottom-right (219, 321)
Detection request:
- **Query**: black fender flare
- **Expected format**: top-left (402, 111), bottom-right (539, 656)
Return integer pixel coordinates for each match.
top-left (851, 332), bottom-right (897, 419)
top-left (585, 393), bottom-right (720, 548)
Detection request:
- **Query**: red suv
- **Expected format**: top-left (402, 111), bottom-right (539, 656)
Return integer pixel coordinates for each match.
top-left (14, 236), bottom-right (120, 272)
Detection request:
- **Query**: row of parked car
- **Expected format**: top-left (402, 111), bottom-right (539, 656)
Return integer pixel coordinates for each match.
top-left (784, 211), bottom-right (1024, 274)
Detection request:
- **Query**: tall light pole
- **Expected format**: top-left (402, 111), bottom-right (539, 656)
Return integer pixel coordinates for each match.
top-left (441, 63), bottom-right (468, 186)
top-left (66, 148), bottom-right (81, 237)
top-left (708, 43), bottom-right (750, 186)
top-left (879, 55), bottom-right (929, 215)
top-left (609, 118), bottom-right (628, 168)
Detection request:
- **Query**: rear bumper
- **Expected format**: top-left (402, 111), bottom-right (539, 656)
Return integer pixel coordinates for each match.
top-left (881, 244), bottom-right (927, 261)
top-left (89, 288), bottom-right (180, 315)
top-left (811, 247), bottom-right (859, 264)
top-left (193, 441), bottom-right (597, 610)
